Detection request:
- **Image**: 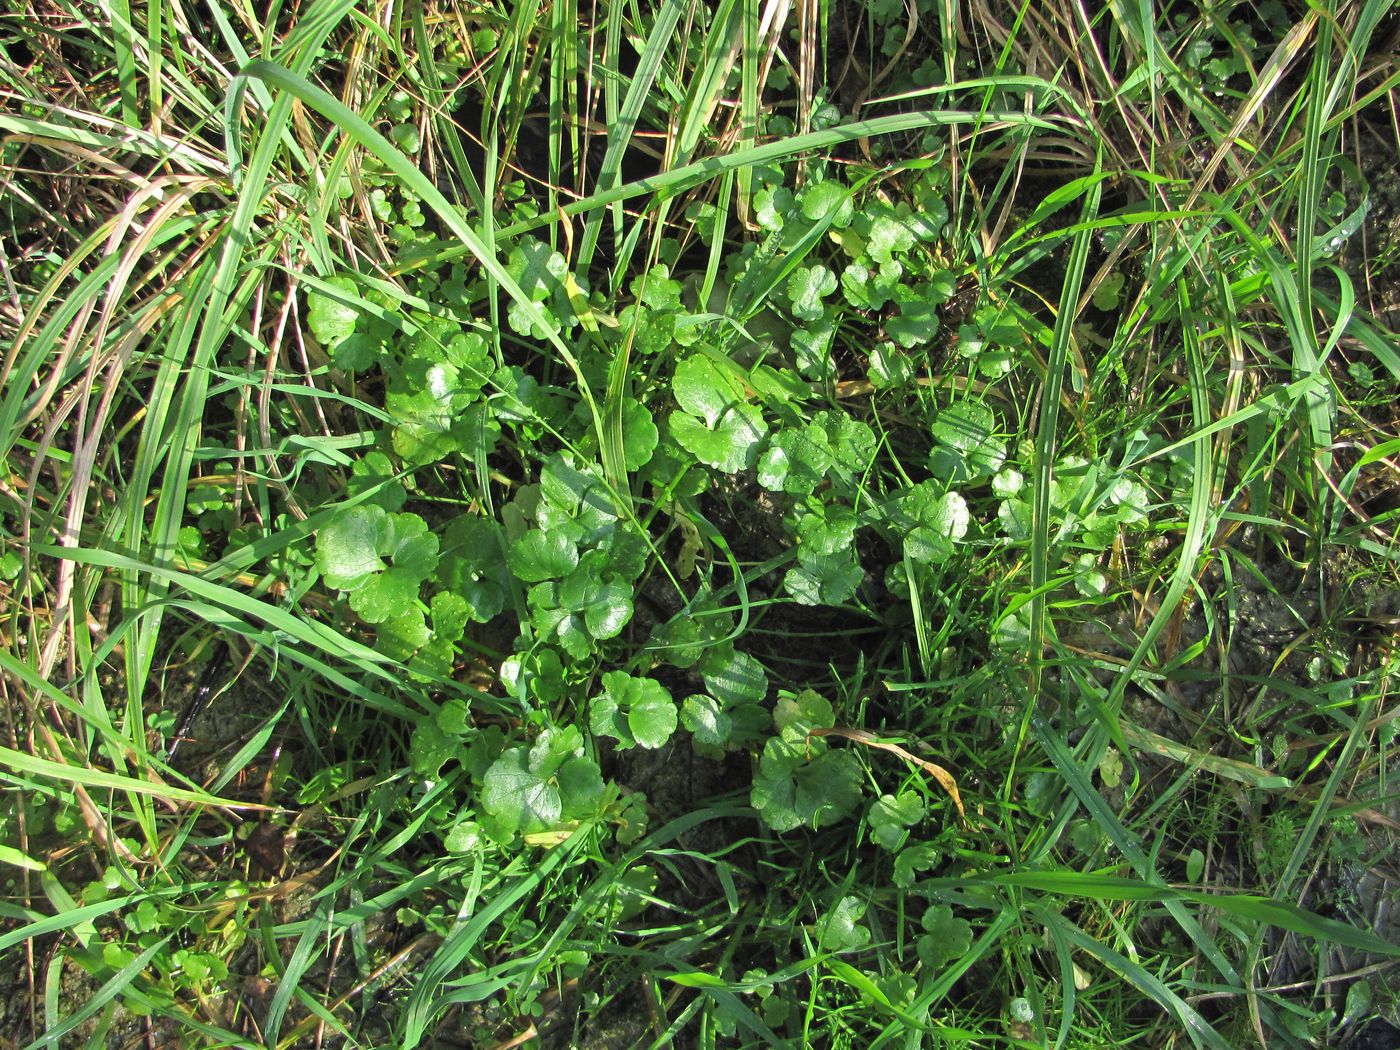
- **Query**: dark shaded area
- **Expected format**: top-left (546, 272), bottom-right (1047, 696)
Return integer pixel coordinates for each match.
top-left (1346, 1018), bottom-right (1400, 1050)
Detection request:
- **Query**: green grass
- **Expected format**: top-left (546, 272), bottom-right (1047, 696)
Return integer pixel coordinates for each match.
top-left (2, 0), bottom-right (1399, 1046)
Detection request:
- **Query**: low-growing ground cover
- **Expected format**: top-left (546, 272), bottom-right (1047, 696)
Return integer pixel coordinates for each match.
top-left (1, 0), bottom-right (1398, 1045)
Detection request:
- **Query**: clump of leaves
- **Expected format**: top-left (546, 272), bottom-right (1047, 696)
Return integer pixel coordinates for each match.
top-left (316, 506), bottom-right (439, 623)
top-left (481, 726), bottom-right (605, 838)
top-left (385, 318), bottom-right (495, 466)
top-left (669, 354), bottom-right (768, 473)
top-left (590, 672), bottom-right (678, 750)
top-left (916, 904), bottom-right (972, 971)
top-left (526, 552), bottom-right (634, 659)
top-left (751, 690), bottom-right (863, 832)
top-left (681, 644), bottom-right (772, 756)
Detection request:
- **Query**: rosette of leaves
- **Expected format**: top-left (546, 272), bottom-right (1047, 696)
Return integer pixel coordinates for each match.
top-left (435, 514), bottom-right (511, 623)
top-left (668, 354), bottom-right (768, 473)
top-left (888, 482), bottom-right (970, 566)
top-left (590, 671), bottom-right (678, 750)
top-left (784, 501), bottom-right (863, 606)
top-left (508, 453), bottom-right (647, 659)
top-left (916, 904), bottom-right (972, 971)
top-left (680, 643), bottom-right (771, 757)
top-left (928, 400), bottom-right (1006, 483)
top-left (758, 411), bottom-right (875, 498)
top-left (481, 725), bottom-right (605, 838)
top-left (996, 454), bottom-right (1152, 550)
top-left (316, 505), bottom-right (439, 623)
top-left (523, 549), bottom-right (634, 660)
top-left (751, 690), bottom-right (863, 832)
top-left (502, 238), bottom-right (572, 339)
top-left (831, 185), bottom-right (954, 349)
top-left (385, 316), bottom-right (496, 466)
top-left (726, 175), bottom-right (849, 320)
top-left (306, 275), bottom-right (393, 371)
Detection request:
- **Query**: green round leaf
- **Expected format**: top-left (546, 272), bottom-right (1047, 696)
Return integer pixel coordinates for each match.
top-left (869, 792), bottom-right (926, 851)
top-left (318, 507), bottom-right (438, 623)
top-left (581, 579), bottom-right (633, 640)
top-left (916, 905), bottom-right (972, 969)
top-left (592, 671), bottom-right (677, 750)
top-left (893, 842), bottom-right (940, 888)
top-left (930, 401), bottom-right (1005, 481)
top-left (700, 647), bottom-right (768, 707)
top-left (799, 181), bottom-right (855, 227)
top-left (482, 746), bottom-right (562, 834)
top-left (317, 505), bottom-right (391, 590)
top-left (681, 694), bottom-right (733, 747)
top-left (409, 721), bottom-right (455, 778)
top-left (758, 425), bottom-right (832, 495)
top-left (306, 276), bottom-right (360, 353)
top-left (785, 551), bottom-right (863, 606)
top-left (902, 488), bottom-right (970, 565)
top-left (629, 691), bottom-right (679, 749)
top-left (863, 211), bottom-right (916, 264)
top-left (818, 895), bottom-right (871, 951)
top-left (670, 404), bottom-right (767, 473)
top-left (753, 747), bottom-right (864, 832)
top-left (869, 343), bottom-right (914, 388)
top-left (788, 265), bottom-right (837, 322)
top-left (670, 356), bottom-right (768, 473)
top-left (509, 530), bottom-right (579, 583)
top-left (444, 821), bottom-right (481, 853)
top-left (621, 399), bottom-right (658, 470)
